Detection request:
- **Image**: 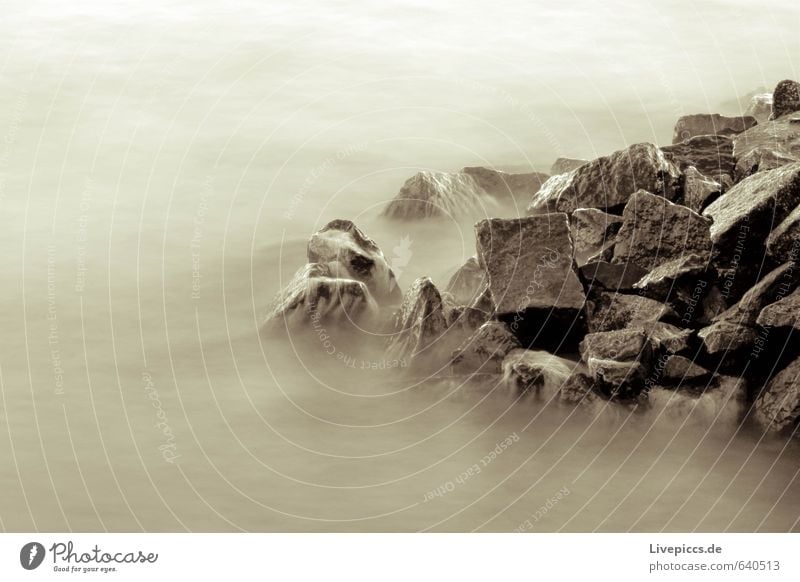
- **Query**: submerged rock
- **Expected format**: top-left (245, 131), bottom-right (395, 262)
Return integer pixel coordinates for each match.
top-left (732, 116), bottom-right (800, 178)
top-left (527, 143), bottom-right (681, 214)
top-left (308, 219), bottom-right (402, 305)
top-left (648, 375), bottom-right (746, 426)
top-left (754, 355), bottom-right (800, 433)
top-left (501, 348), bottom-right (573, 397)
top-left (451, 321), bottom-right (521, 375)
top-left (770, 79), bottom-right (800, 120)
top-left (550, 157), bottom-right (588, 175)
top-left (672, 113), bottom-right (757, 143)
top-left (570, 208), bottom-right (623, 266)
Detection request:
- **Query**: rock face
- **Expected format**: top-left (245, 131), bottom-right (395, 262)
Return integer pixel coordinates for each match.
top-left (672, 113), bottom-right (757, 143)
top-left (550, 157), bottom-right (588, 175)
top-left (770, 79), bottom-right (800, 120)
top-left (462, 166), bottom-right (549, 205)
top-left (451, 321), bottom-right (521, 375)
top-left (754, 355), bottom-right (800, 433)
top-left (703, 163), bottom-right (800, 258)
top-left (682, 166), bottom-right (723, 213)
top-left (308, 219), bottom-right (403, 305)
top-left (661, 135), bottom-right (736, 180)
top-left (611, 190), bottom-right (712, 271)
top-left (265, 263), bottom-right (378, 330)
top-left (475, 214), bottom-right (586, 347)
top-left (570, 208), bottom-right (623, 266)
top-left (732, 116), bottom-right (800, 178)
top-left (757, 288), bottom-right (800, 330)
top-left (445, 257), bottom-right (487, 307)
top-left (501, 349), bottom-right (573, 396)
top-left (383, 171), bottom-right (495, 220)
top-left (527, 143), bottom-right (681, 214)
top-left (579, 328), bottom-right (653, 398)
top-left (746, 92), bottom-right (773, 122)
top-left (585, 292), bottom-right (676, 333)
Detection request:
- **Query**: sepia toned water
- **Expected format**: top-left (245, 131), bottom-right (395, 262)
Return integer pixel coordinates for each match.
top-left (1, 0), bottom-right (799, 532)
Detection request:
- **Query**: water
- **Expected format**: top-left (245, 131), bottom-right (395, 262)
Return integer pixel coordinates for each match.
top-left (0, 0), bottom-right (799, 532)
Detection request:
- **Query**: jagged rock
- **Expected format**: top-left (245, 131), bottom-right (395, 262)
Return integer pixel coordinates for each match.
top-left (382, 171), bottom-right (497, 220)
top-left (612, 190), bottom-right (712, 271)
top-left (682, 166), bottom-right (723, 213)
top-left (766, 202), bottom-right (800, 264)
top-left (580, 328), bottom-right (654, 398)
top-left (672, 113), bottom-right (757, 143)
top-left (698, 285), bottom-right (728, 325)
top-left (716, 261), bottom-right (800, 326)
top-left (648, 375), bottom-right (746, 425)
top-left (385, 277), bottom-right (449, 370)
top-left (527, 143), bottom-right (681, 214)
top-left (638, 321), bottom-right (693, 355)
top-left (570, 208), bottom-right (623, 266)
top-left (308, 219), bottom-right (402, 304)
top-left (746, 93), bottom-right (773, 122)
top-left (662, 355), bottom-right (710, 382)
top-left (586, 292), bottom-right (676, 333)
top-left (633, 254), bottom-right (710, 302)
top-left (770, 79), bottom-right (800, 120)
top-left (501, 349), bottom-right (573, 396)
top-left (445, 257), bottom-right (487, 306)
top-left (704, 163), bottom-right (800, 259)
top-left (661, 135), bottom-right (736, 180)
top-left (587, 358), bottom-right (648, 398)
top-left (754, 355), bottom-right (800, 432)
top-left (732, 116), bottom-right (800, 178)
top-left (579, 261), bottom-right (648, 292)
top-left (462, 166), bottom-right (549, 205)
top-left (698, 320), bottom-right (758, 355)
top-left (475, 214), bottom-right (586, 347)
top-left (757, 288), bottom-right (800, 330)
top-left (451, 321), bottom-right (521, 375)
top-left (559, 370), bottom-right (601, 406)
top-left (550, 157), bottom-right (588, 175)
top-left (264, 263), bottom-right (378, 330)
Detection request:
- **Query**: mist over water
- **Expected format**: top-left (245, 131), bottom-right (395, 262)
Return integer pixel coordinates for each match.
top-left (1, 0), bottom-right (799, 531)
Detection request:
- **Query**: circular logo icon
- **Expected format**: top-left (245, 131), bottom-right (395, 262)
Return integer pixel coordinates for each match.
top-left (20, 542), bottom-right (46, 570)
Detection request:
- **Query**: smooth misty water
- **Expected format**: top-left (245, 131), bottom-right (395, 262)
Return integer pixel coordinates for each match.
top-left (1, 0), bottom-right (799, 531)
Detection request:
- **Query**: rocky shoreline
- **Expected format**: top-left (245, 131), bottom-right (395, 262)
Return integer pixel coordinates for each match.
top-left (267, 79), bottom-right (800, 438)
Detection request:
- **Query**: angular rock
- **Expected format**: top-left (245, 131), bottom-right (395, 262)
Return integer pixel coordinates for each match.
top-left (550, 157), bottom-right (588, 175)
top-left (580, 328), bottom-right (654, 398)
top-left (570, 208), bottom-right (623, 267)
top-left (580, 328), bottom-right (654, 362)
top-left (682, 166), bottom-right (723, 213)
top-left (637, 321), bottom-right (694, 355)
top-left (698, 320), bottom-right (758, 355)
top-left (527, 143), bottom-right (681, 214)
top-left (766, 202), bottom-right (800, 264)
top-left (662, 355), bottom-right (710, 383)
top-left (633, 254), bottom-right (710, 302)
top-left (716, 261), bottom-right (800, 326)
top-left (475, 214), bottom-right (586, 347)
top-left (757, 288), bottom-right (800, 330)
top-left (501, 349), bottom-right (573, 397)
top-left (451, 321), bottom-right (521, 375)
top-left (579, 261), bottom-right (648, 292)
top-left (746, 92), bottom-right (773, 122)
top-left (587, 357), bottom-right (648, 398)
top-left (586, 292), bottom-right (676, 333)
top-left (732, 116), bottom-right (800, 178)
top-left (382, 171), bottom-right (497, 220)
top-left (661, 135), bottom-right (736, 180)
top-left (703, 163), bottom-right (800, 258)
top-left (770, 79), bottom-right (800, 120)
top-left (307, 219), bottom-right (402, 304)
top-left (559, 370), bottom-right (601, 406)
top-left (445, 256), bottom-right (487, 306)
top-left (754, 355), bottom-right (800, 433)
top-left (672, 113), bottom-right (757, 143)
top-left (462, 166), bottom-right (549, 205)
top-left (612, 190), bottom-right (712, 271)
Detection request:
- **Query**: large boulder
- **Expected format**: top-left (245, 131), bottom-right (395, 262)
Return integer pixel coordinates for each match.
top-left (264, 263), bottom-right (378, 330)
top-left (672, 113), bottom-right (757, 143)
top-left (770, 79), bottom-right (800, 120)
top-left (753, 355), bottom-right (800, 433)
top-left (308, 219), bottom-right (402, 305)
top-left (698, 320), bottom-right (758, 356)
top-left (612, 190), bottom-right (712, 271)
top-left (585, 292), bottom-right (676, 333)
top-left (501, 349), bottom-right (573, 397)
top-left (632, 253), bottom-right (711, 305)
top-left (382, 171), bottom-right (495, 220)
top-left (527, 143), bottom-right (681, 214)
top-left (570, 208), bottom-right (623, 267)
top-left (475, 214), bottom-right (586, 348)
top-left (732, 116), bottom-right (800, 179)
top-left (661, 135), bottom-right (736, 180)
top-left (451, 321), bottom-right (521, 375)
top-left (550, 157), bottom-right (588, 175)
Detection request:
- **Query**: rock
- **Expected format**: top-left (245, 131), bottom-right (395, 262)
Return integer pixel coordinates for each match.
top-left (746, 92), bottom-right (773, 122)
top-left (382, 171), bottom-right (497, 220)
top-left (385, 277), bottom-right (449, 371)
top-left (559, 370), bottom-right (601, 406)
top-left (672, 113), bottom-right (757, 143)
top-left (570, 208), bottom-right (623, 267)
top-left (732, 116), bottom-right (800, 178)
top-left (475, 214), bottom-right (586, 347)
top-left (579, 328), bottom-right (654, 398)
top-left (698, 320), bottom-right (758, 355)
top-left (754, 355), bottom-right (800, 432)
top-left (527, 143), bottom-right (681, 214)
top-left (550, 157), bottom-right (588, 175)
top-left (632, 254), bottom-right (710, 302)
top-left (501, 349), bottom-right (573, 396)
top-left (579, 261), bottom-right (649, 292)
top-left (585, 292), bottom-right (676, 333)
top-left (587, 357), bottom-right (648, 398)
top-left (682, 166), bottom-right (723, 213)
top-left (307, 219), bottom-right (402, 304)
top-left (264, 263), bottom-right (378, 330)
top-left (770, 79), bottom-right (800, 120)
top-left (638, 321), bottom-right (694, 355)
top-left (445, 257), bottom-right (487, 306)
top-left (757, 288), bottom-right (800, 330)
top-left (703, 163), bottom-right (800, 260)
top-left (462, 166), bottom-right (549, 205)
top-left (612, 190), bottom-right (712, 271)
top-left (662, 355), bottom-right (710, 383)
top-left (451, 321), bottom-right (521, 375)
top-left (716, 261), bottom-right (800, 326)
top-left (661, 135), bottom-right (736, 180)
top-left (648, 375), bottom-right (746, 425)
top-left (766, 202), bottom-right (800, 264)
